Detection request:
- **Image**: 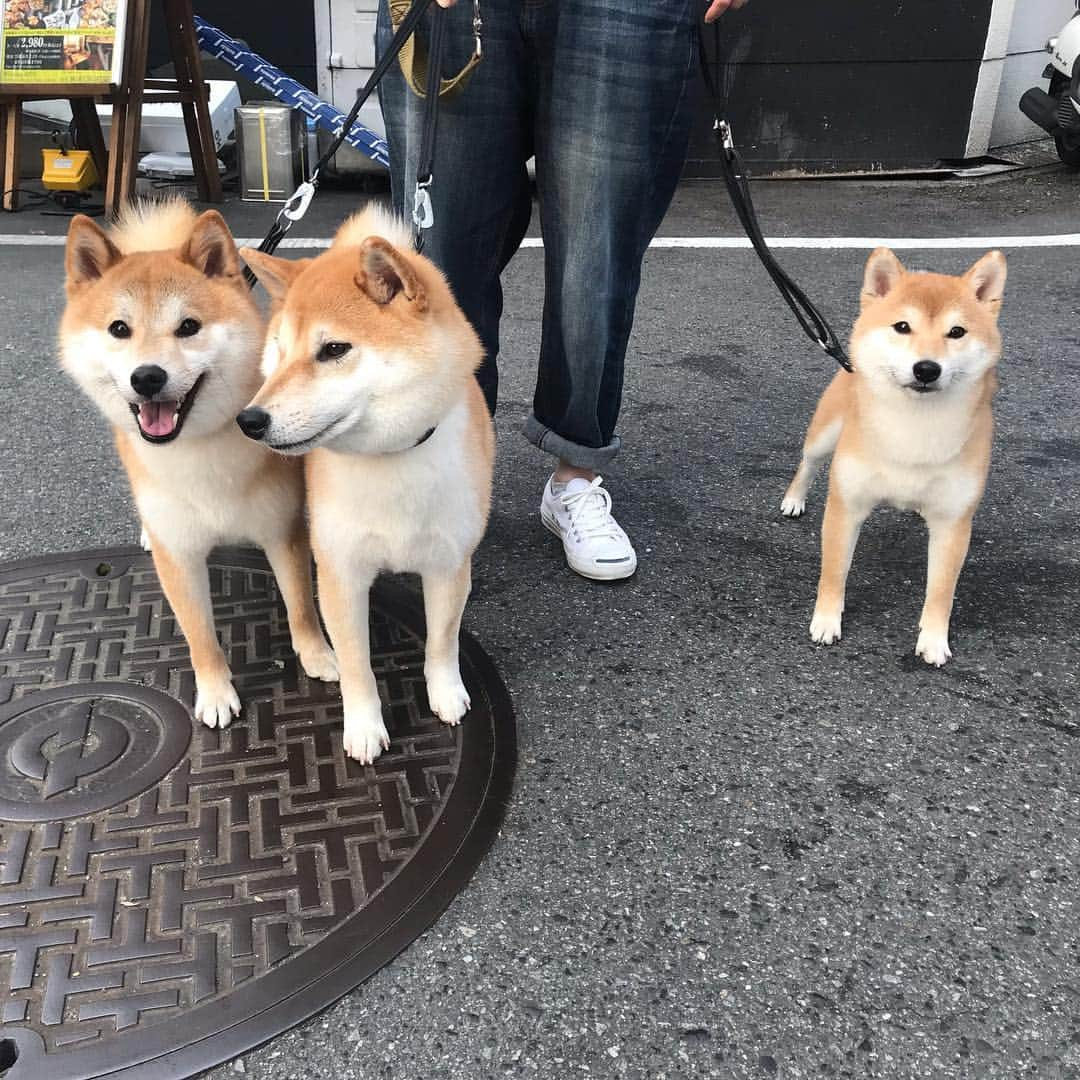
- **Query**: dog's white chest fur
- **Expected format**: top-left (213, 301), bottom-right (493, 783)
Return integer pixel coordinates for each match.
top-left (835, 453), bottom-right (983, 518)
top-left (309, 399), bottom-right (484, 575)
top-left (127, 428), bottom-right (285, 552)
top-left (838, 392), bottom-right (987, 518)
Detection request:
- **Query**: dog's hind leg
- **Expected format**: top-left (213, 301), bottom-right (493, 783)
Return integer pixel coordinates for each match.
top-left (315, 558), bottom-right (388, 764)
top-left (151, 539), bottom-right (239, 728)
top-left (421, 560), bottom-right (473, 726)
top-left (264, 528), bottom-right (339, 683)
top-left (915, 512), bottom-right (973, 667)
top-left (782, 374), bottom-right (847, 518)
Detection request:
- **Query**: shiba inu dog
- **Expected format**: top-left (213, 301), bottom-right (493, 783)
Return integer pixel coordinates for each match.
top-left (781, 247), bottom-right (1007, 666)
top-left (60, 200), bottom-right (338, 727)
top-left (238, 206), bottom-right (494, 764)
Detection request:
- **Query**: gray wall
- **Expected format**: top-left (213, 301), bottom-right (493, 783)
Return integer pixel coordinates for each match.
top-left (689, 0), bottom-right (995, 174)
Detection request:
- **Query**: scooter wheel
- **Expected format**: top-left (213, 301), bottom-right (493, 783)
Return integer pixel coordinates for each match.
top-left (1050, 73), bottom-right (1080, 167)
top-left (1055, 134), bottom-right (1080, 167)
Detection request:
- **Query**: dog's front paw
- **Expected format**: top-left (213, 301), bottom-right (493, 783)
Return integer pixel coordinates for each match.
top-left (139, 528), bottom-right (153, 552)
top-left (915, 628), bottom-right (952, 667)
top-left (342, 700), bottom-right (390, 764)
top-left (810, 608), bottom-right (843, 645)
top-left (426, 671), bottom-right (470, 727)
top-left (194, 673), bottom-right (241, 729)
top-left (780, 494), bottom-right (806, 518)
top-left (298, 638), bottom-right (340, 683)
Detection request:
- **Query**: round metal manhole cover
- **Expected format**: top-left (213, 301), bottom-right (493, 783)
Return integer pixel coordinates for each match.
top-left (0, 548), bottom-right (515, 1080)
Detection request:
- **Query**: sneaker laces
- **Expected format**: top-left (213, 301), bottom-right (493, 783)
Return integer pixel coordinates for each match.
top-left (560, 477), bottom-right (622, 543)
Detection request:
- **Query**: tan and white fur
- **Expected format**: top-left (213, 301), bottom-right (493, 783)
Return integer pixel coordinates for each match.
top-left (60, 201), bottom-right (337, 728)
top-left (781, 248), bottom-right (1007, 666)
top-left (239, 206), bottom-right (494, 764)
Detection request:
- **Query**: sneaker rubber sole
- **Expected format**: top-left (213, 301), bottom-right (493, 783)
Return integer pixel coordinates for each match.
top-left (541, 509), bottom-right (638, 582)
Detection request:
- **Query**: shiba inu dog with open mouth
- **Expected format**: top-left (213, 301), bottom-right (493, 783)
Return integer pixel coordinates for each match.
top-left (238, 206), bottom-right (494, 764)
top-left (781, 247), bottom-right (1007, 666)
top-left (60, 200), bottom-right (338, 727)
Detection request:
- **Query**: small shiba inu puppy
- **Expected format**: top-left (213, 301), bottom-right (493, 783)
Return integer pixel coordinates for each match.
top-left (60, 201), bottom-right (338, 727)
top-left (781, 247), bottom-right (1007, 666)
top-left (238, 206), bottom-right (494, 764)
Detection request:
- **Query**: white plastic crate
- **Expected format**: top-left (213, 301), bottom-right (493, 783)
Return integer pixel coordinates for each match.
top-left (24, 81), bottom-right (241, 156)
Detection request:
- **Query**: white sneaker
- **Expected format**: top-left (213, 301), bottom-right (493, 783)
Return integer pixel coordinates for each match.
top-left (540, 475), bottom-right (638, 581)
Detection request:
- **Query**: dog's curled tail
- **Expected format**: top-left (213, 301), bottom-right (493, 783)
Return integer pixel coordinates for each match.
top-left (332, 202), bottom-right (414, 254)
top-left (111, 197), bottom-right (200, 255)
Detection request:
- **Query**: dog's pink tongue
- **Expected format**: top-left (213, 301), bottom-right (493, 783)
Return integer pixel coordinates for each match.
top-left (138, 401), bottom-right (177, 438)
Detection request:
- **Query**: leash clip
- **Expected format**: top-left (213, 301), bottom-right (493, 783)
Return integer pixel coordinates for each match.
top-left (715, 118), bottom-right (736, 156)
top-left (473, 0), bottom-right (483, 58)
top-left (278, 179), bottom-right (318, 226)
top-left (817, 335), bottom-right (854, 372)
top-left (412, 178), bottom-right (434, 231)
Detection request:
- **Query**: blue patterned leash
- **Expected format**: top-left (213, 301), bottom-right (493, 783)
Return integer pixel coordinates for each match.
top-left (196, 0), bottom-right (449, 284)
top-left (194, 16), bottom-right (390, 167)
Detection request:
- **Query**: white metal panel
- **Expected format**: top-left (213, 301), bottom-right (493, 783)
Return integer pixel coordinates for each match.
top-left (991, 52), bottom-right (1065, 145)
top-left (971, 0), bottom-right (1075, 153)
top-left (990, 0), bottom-right (1074, 147)
top-left (1007, 0), bottom-right (1074, 53)
top-left (325, 67), bottom-right (387, 138)
top-left (312, 0), bottom-right (385, 173)
top-left (314, 0), bottom-right (335, 103)
top-left (967, 0), bottom-right (1019, 154)
top-left (329, 1), bottom-right (378, 68)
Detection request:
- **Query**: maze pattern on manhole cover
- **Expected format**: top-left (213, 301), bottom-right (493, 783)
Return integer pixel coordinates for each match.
top-left (0, 547), bottom-right (515, 1080)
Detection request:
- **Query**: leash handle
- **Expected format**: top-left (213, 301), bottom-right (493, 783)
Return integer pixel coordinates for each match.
top-left (243, 0), bottom-right (440, 286)
top-left (698, 24), bottom-right (852, 373)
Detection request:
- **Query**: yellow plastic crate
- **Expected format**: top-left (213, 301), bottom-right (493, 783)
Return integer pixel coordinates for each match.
top-left (41, 149), bottom-right (99, 193)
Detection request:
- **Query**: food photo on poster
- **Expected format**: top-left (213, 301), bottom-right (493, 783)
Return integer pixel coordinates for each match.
top-left (1, 0), bottom-right (123, 84)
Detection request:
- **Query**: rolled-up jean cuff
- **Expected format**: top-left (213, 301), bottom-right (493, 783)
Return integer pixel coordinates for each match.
top-left (523, 415), bottom-right (622, 469)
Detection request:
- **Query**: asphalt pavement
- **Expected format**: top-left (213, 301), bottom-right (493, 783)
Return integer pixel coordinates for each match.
top-left (1, 161), bottom-right (1079, 1079)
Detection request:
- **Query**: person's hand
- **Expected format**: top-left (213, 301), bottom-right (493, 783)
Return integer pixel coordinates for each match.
top-left (704, 0), bottom-right (749, 22)
top-left (436, 0), bottom-right (457, 6)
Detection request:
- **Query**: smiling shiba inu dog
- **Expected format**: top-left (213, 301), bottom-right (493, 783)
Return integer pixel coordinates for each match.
top-left (781, 247), bottom-right (1007, 666)
top-left (238, 206), bottom-right (494, 764)
top-left (60, 200), bottom-right (338, 727)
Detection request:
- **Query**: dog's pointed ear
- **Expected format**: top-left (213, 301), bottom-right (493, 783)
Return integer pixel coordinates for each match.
top-left (239, 248), bottom-right (309, 302)
top-left (182, 210), bottom-right (242, 279)
top-left (356, 236), bottom-right (427, 310)
top-left (861, 247), bottom-right (905, 305)
top-left (965, 250), bottom-right (1007, 310)
top-left (65, 215), bottom-right (122, 294)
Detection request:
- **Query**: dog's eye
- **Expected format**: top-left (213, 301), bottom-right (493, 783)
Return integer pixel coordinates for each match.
top-left (318, 342), bottom-right (352, 362)
top-left (892, 321), bottom-right (912, 335)
top-left (108, 320), bottom-right (131, 339)
top-left (947, 326), bottom-right (967, 340)
top-left (176, 318), bottom-right (202, 338)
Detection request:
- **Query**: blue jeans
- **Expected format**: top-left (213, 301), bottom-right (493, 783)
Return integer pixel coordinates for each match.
top-left (377, 0), bottom-right (699, 468)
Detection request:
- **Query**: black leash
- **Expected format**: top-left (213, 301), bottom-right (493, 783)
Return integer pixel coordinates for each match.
top-left (243, 0), bottom-right (446, 287)
top-left (412, 2), bottom-right (447, 252)
top-left (698, 24), bottom-right (852, 372)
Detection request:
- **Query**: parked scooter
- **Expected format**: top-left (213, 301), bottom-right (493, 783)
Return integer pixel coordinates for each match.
top-left (1020, 1), bottom-right (1080, 166)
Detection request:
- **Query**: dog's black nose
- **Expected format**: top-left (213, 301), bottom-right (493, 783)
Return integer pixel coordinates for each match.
top-left (236, 407), bottom-right (272, 441)
top-left (912, 360), bottom-right (942, 385)
top-left (130, 364), bottom-right (168, 398)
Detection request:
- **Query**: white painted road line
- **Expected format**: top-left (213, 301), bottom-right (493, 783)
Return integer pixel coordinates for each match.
top-left (638, 234), bottom-right (1080, 250)
top-left (2, 233), bottom-right (1079, 250)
